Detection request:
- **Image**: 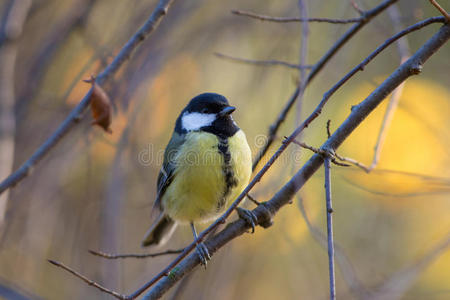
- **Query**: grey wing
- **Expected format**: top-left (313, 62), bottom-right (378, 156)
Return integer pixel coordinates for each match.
top-left (150, 132), bottom-right (185, 214)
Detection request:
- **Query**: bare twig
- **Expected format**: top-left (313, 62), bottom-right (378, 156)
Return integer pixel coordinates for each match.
top-left (48, 260), bottom-right (126, 300)
top-left (334, 154), bottom-right (371, 172)
top-left (89, 249), bottom-right (184, 259)
top-left (429, 0), bottom-right (450, 22)
top-left (291, 139), bottom-right (350, 167)
top-left (0, 0), bottom-right (176, 195)
top-left (214, 52), bottom-right (312, 70)
top-left (232, 9), bottom-right (363, 24)
top-left (324, 157), bottom-right (336, 300)
top-left (252, 0), bottom-right (399, 170)
top-left (141, 23), bottom-right (450, 300)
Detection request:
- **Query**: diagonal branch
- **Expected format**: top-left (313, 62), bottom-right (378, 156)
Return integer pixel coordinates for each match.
top-left (141, 23), bottom-right (450, 300)
top-left (0, 0), bottom-right (176, 196)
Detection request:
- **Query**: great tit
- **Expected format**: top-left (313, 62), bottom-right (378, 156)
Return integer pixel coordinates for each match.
top-left (142, 93), bottom-right (253, 265)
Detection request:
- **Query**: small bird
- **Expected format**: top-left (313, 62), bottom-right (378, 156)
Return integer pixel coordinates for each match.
top-left (142, 93), bottom-right (255, 265)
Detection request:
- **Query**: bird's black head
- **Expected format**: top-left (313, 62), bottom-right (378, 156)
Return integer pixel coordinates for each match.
top-left (175, 93), bottom-right (239, 138)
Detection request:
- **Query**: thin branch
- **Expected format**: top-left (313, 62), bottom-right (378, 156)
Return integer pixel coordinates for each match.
top-left (214, 52), bottom-right (312, 70)
top-left (141, 23), bottom-right (450, 300)
top-left (324, 157), bottom-right (336, 300)
top-left (429, 0), bottom-right (450, 22)
top-left (232, 9), bottom-right (363, 24)
top-left (0, 0), bottom-right (176, 195)
top-left (48, 260), bottom-right (126, 300)
top-left (89, 249), bottom-right (184, 259)
top-left (252, 0), bottom-right (399, 170)
top-left (334, 154), bottom-right (371, 172)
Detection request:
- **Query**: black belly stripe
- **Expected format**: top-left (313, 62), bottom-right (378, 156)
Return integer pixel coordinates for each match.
top-left (217, 137), bottom-right (238, 211)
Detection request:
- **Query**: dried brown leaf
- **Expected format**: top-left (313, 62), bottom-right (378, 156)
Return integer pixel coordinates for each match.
top-left (84, 75), bottom-right (112, 134)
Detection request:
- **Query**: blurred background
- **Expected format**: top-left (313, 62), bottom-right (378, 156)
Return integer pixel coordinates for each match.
top-left (0, 0), bottom-right (449, 299)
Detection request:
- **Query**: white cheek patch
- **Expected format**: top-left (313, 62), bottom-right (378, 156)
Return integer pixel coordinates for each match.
top-left (181, 112), bottom-right (216, 131)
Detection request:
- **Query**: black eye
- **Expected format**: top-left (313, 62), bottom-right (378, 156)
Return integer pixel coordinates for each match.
top-left (201, 108), bottom-right (209, 113)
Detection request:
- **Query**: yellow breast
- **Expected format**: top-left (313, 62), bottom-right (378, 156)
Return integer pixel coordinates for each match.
top-left (162, 130), bottom-right (252, 223)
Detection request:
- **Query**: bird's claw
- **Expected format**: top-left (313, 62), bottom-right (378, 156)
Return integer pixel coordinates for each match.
top-left (196, 242), bottom-right (211, 267)
top-left (237, 207), bottom-right (258, 233)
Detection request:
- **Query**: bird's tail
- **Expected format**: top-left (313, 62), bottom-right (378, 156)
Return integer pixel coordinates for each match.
top-left (141, 212), bottom-right (177, 247)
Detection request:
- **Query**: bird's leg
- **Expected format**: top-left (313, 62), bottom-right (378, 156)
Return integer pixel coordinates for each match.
top-left (190, 222), bottom-right (210, 267)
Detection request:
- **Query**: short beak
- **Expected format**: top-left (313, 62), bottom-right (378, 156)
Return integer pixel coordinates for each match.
top-left (219, 106), bottom-right (236, 117)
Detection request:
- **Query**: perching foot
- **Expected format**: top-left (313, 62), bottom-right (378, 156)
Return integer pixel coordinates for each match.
top-left (237, 207), bottom-right (258, 233)
top-left (195, 242), bottom-right (211, 267)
